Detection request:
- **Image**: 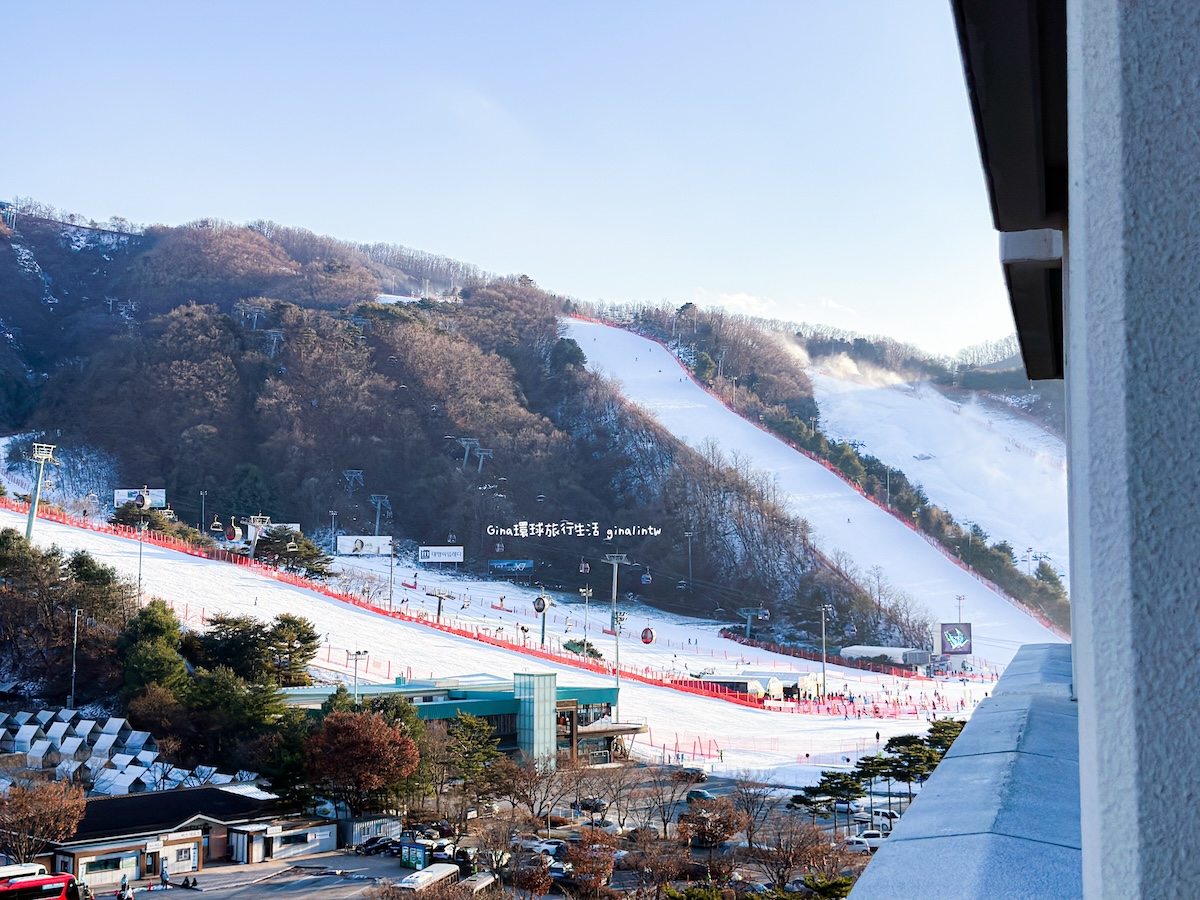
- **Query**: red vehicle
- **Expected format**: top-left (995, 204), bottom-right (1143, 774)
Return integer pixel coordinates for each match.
top-left (0, 872), bottom-right (84, 900)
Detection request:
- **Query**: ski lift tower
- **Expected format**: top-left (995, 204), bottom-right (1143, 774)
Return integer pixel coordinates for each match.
top-left (369, 494), bottom-right (391, 536)
top-left (456, 438), bottom-right (480, 472)
top-left (343, 470), bottom-right (364, 497)
top-left (738, 606), bottom-right (770, 639)
top-left (24, 442), bottom-right (60, 540)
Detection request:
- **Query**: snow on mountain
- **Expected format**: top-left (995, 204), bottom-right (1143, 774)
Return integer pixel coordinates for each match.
top-left (561, 319), bottom-right (1065, 666)
top-left (1, 504), bottom-right (981, 785)
top-left (804, 354), bottom-right (1068, 587)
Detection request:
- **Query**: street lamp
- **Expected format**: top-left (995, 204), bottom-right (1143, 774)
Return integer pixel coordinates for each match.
top-left (820, 604), bottom-right (834, 701)
top-left (351, 650), bottom-right (369, 706)
top-left (603, 553), bottom-right (628, 722)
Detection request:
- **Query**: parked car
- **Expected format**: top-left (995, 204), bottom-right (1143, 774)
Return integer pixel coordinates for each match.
top-left (532, 839), bottom-right (570, 858)
top-left (511, 833), bottom-right (544, 850)
top-left (454, 847), bottom-right (478, 875)
top-left (687, 789), bottom-right (716, 804)
top-left (578, 796), bottom-right (609, 813)
top-left (853, 808), bottom-right (901, 829)
top-left (840, 836), bottom-right (874, 855)
top-left (855, 829), bottom-right (889, 850)
top-left (592, 819), bottom-right (624, 836)
top-left (833, 799), bottom-right (864, 813)
top-left (625, 827), bottom-right (660, 843)
top-left (672, 766), bottom-right (709, 782)
top-left (354, 835), bottom-right (391, 856)
top-left (548, 861), bottom-right (574, 881)
top-left (431, 839), bottom-right (457, 860)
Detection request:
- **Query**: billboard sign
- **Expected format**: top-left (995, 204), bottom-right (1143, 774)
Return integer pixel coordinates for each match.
top-left (489, 559), bottom-right (534, 573)
top-left (114, 488), bottom-right (167, 509)
top-left (337, 535), bottom-right (394, 556)
top-left (940, 622), bottom-right (973, 655)
top-left (419, 545), bottom-right (464, 563)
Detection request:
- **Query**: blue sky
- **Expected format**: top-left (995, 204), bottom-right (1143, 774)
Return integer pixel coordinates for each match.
top-left (3, 2), bottom-right (1012, 356)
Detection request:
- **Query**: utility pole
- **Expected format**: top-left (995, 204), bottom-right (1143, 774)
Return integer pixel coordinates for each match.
top-left (603, 554), bottom-right (628, 722)
top-left (352, 650), bottom-right (368, 706)
top-left (199, 490), bottom-right (208, 531)
top-left (329, 510), bottom-right (338, 554)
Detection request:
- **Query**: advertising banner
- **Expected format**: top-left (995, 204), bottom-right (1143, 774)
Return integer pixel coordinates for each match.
top-left (939, 622), bottom-right (973, 655)
top-left (419, 545), bottom-right (464, 563)
top-left (114, 488), bottom-right (167, 509)
top-left (336, 535), bottom-right (394, 556)
top-left (489, 559), bottom-right (534, 573)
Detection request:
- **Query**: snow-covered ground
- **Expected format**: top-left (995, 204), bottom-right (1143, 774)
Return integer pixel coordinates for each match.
top-left (0, 504), bottom-right (980, 788)
top-left (805, 357), bottom-right (1068, 587)
top-left (562, 319), bottom-right (1066, 666)
top-left (1, 318), bottom-right (1068, 787)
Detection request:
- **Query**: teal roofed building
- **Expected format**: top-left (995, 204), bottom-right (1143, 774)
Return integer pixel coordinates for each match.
top-left (282, 671), bottom-right (645, 767)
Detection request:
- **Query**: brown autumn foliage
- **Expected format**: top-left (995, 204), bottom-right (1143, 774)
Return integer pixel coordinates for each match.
top-left (305, 711), bottom-right (419, 815)
top-left (0, 778), bottom-right (88, 863)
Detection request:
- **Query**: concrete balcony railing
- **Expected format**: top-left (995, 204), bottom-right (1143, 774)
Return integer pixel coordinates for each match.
top-left (850, 643), bottom-right (1080, 900)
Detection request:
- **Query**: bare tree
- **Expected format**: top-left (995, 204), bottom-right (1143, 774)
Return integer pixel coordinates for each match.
top-left (637, 767), bottom-right (693, 838)
top-left (0, 778), bottom-right (87, 863)
top-left (745, 812), bottom-right (830, 889)
top-left (591, 762), bottom-right (643, 828)
top-left (731, 770), bottom-right (781, 851)
top-left (498, 756), bottom-right (576, 833)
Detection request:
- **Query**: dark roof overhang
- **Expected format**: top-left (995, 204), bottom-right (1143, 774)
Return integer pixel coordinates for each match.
top-left (951, 0), bottom-right (1067, 379)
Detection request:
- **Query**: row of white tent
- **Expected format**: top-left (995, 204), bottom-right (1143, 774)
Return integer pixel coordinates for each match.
top-left (0, 708), bottom-right (256, 796)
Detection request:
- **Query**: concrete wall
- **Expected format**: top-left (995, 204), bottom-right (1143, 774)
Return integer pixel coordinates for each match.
top-left (1067, 2), bottom-right (1200, 896)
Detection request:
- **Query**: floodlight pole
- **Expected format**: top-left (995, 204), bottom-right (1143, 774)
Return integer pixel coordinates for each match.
top-left (683, 531), bottom-right (694, 594)
top-left (352, 650), bottom-right (368, 706)
top-left (604, 553), bottom-right (627, 722)
top-left (68, 607), bottom-right (80, 708)
top-left (199, 490), bottom-right (207, 532)
top-left (137, 518), bottom-right (145, 604)
top-left (329, 510), bottom-right (337, 554)
top-left (24, 442), bottom-right (58, 540)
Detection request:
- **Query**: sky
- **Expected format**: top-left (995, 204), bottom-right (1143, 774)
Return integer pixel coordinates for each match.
top-left (2, 2), bottom-right (1012, 356)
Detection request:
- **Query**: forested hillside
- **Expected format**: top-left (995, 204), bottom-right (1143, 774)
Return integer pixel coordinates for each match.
top-left (1, 208), bottom-right (933, 649)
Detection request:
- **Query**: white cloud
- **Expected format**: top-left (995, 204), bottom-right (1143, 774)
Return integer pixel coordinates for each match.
top-left (818, 296), bottom-right (860, 318)
top-left (693, 290), bottom-right (778, 317)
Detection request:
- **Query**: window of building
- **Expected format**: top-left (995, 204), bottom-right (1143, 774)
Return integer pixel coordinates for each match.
top-left (85, 858), bottom-right (122, 874)
top-left (280, 833), bottom-right (308, 846)
top-left (175, 848), bottom-right (192, 863)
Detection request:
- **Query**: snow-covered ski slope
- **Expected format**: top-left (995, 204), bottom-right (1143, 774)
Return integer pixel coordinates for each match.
top-left (562, 319), bottom-right (1066, 665)
top-left (0, 505), bottom-right (981, 785)
top-left (806, 359), bottom-right (1067, 586)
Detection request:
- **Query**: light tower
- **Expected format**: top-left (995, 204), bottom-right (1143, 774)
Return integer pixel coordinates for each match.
top-left (603, 553), bottom-right (628, 722)
top-left (24, 443), bottom-right (60, 540)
